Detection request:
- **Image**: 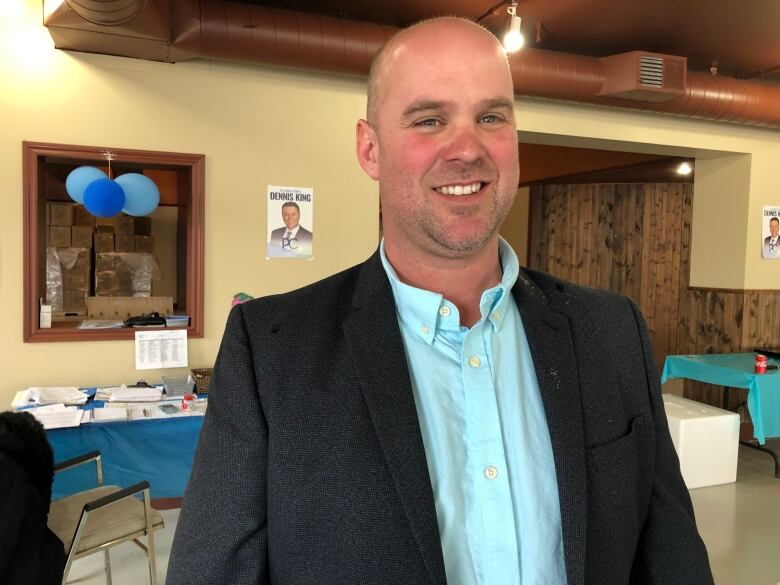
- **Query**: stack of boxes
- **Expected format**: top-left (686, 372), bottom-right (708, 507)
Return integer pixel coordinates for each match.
top-left (46, 202), bottom-right (93, 316)
top-left (45, 203), bottom-right (159, 314)
top-left (94, 214), bottom-right (157, 297)
top-left (92, 215), bottom-right (153, 253)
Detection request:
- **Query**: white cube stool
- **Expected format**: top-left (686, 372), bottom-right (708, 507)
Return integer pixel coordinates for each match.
top-left (662, 394), bottom-right (740, 489)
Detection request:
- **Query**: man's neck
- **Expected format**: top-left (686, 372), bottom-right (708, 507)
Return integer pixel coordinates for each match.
top-left (384, 238), bottom-right (503, 328)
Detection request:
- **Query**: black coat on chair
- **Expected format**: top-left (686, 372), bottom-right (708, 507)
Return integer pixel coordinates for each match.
top-left (0, 411), bottom-right (66, 585)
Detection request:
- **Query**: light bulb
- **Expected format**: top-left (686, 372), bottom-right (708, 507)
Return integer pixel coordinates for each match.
top-left (503, 15), bottom-right (524, 52)
top-left (676, 162), bottom-right (693, 175)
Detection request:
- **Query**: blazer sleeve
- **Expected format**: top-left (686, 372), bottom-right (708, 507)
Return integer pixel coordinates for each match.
top-left (627, 299), bottom-right (714, 585)
top-left (167, 305), bottom-right (269, 585)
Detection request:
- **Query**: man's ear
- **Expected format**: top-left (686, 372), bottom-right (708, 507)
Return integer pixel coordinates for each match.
top-left (356, 119), bottom-right (380, 181)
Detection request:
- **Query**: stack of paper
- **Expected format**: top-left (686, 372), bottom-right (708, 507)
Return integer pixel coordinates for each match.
top-left (28, 404), bottom-right (85, 429)
top-left (26, 387), bottom-right (88, 406)
top-left (91, 407), bottom-right (129, 422)
top-left (109, 385), bottom-right (162, 402)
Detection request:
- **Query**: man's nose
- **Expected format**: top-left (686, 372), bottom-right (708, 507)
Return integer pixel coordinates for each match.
top-left (441, 123), bottom-right (487, 163)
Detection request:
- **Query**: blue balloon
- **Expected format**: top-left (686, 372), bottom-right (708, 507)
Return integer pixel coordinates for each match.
top-left (83, 179), bottom-right (126, 218)
top-left (116, 173), bottom-right (160, 216)
top-left (65, 166), bottom-right (107, 204)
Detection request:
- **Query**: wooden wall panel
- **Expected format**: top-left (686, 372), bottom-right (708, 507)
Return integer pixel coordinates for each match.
top-left (529, 181), bottom-right (780, 419)
top-left (530, 183), bottom-right (691, 368)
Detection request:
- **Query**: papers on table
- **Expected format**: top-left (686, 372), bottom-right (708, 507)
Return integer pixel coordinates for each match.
top-left (108, 385), bottom-right (162, 402)
top-left (91, 407), bottom-right (128, 422)
top-left (27, 404), bottom-right (86, 429)
top-left (17, 387), bottom-right (88, 406)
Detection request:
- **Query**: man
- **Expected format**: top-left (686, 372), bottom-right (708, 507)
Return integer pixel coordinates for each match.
top-left (763, 216), bottom-right (779, 258)
top-left (168, 17), bottom-right (713, 585)
top-left (269, 201), bottom-right (313, 251)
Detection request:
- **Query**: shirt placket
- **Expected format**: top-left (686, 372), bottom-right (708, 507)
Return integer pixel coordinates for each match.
top-left (462, 319), bottom-right (520, 585)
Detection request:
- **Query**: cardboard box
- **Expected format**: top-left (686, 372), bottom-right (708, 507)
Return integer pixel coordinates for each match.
top-left (115, 234), bottom-right (135, 253)
top-left (94, 233), bottom-right (114, 253)
top-left (113, 214), bottom-right (135, 235)
top-left (47, 202), bottom-right (73, 226)
top-left (71, 226), bottom-right (94, 248)
top-left (72, 205), bottom-right (95, 227)
top-left (95, 252), bottom-right (160, 297)
top-left (134, 216), bottom-right (152, 236)
top-left (96, 225), bottom-right (114, 234)
top-left (46, 247), bottom-right (91, 310)
top-left (96, 216), bottom-right (114, 227)
top-left (95, 253), bottom-right (133, 296)
top-left (63, 289), bottom-right (87, 311)
top-left (49, 226), bottom-right (71, 247)
top-left (134, 235), bottom-right (154, 253)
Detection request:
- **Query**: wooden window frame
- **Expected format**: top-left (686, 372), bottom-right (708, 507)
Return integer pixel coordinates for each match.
top-left (22, 141), bottom-right (205, 342)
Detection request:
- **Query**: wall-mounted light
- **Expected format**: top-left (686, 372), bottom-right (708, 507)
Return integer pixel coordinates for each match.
top-left (676, 161), bottom-right (693, 175)
top-left (503, 1), bottom-right (524, 53)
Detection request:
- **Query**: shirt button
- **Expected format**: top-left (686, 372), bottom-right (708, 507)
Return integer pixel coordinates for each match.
top-left (485, 465), bottom-right (498, 480)
top-left (420, 325), bottom-right (430, 335)
top-left (468, 355), bottom-right (481, 368)
top-left (438, 306), bottom-right (451, 317)
top-left (493, 311), bottom-right (502, 321)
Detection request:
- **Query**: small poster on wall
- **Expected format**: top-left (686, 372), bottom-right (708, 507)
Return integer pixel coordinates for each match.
top-left (266, 185), bottom-right (314, 259)
top-left (762, 206), bottom-right (780, 259)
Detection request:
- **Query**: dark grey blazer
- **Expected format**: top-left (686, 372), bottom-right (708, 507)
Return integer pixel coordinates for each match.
top-left (167, 250), bottom-right (713, 585)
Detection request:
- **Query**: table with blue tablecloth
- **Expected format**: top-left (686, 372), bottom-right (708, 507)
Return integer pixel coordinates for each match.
top-left (48, 411), bottom-right (204, 501)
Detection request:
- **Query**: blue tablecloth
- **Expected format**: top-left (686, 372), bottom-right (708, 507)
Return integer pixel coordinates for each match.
top-left (661, 353), bottom-right (780, 444)
top-left (48, 415), bottom-right (204, 499)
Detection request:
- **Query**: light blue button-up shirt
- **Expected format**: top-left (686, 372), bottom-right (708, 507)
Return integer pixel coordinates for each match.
top-left (380, 238), bottom-right (566, 585)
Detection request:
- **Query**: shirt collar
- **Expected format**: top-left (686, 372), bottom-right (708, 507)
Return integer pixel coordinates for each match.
top-left (285, 225), bottom-right (300, 238)
top-left (380, 237), bottom-right (520, 344)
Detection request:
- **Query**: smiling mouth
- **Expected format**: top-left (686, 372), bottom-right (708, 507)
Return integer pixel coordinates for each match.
top-left (434, 181), bottom-right (484, 196)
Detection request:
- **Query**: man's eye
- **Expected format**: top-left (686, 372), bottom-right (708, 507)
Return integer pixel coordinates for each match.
top-left (413, 118), bottom-right (441, 127)
top-left (479, 114), bottom-right (503, 124)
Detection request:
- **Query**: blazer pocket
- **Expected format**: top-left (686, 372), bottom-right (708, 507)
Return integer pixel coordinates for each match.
top-left (587, 415), bottom-right (643, 474)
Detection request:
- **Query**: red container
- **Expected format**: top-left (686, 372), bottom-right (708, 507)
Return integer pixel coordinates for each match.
top-left (755, 354), bottom-right (768, 374)
top-left (181, 393), bottom-right (196, 411)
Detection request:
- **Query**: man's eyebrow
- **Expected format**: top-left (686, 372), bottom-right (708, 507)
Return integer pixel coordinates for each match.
top-left (400, 98), bottom-right (515, 119)
top-left (482, 98), bottom-right (515, 111)
top-left (401, 100), bottom-right (451, 119)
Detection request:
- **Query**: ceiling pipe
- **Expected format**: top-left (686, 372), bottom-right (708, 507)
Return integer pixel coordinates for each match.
top-left (44, 0), bottom-right (780, 129)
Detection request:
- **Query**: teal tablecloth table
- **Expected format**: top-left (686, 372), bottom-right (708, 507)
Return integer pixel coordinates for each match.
top-left (661, 352), bottom-right (780, 445)
top-left (48, 412), bottom-right (204, 500)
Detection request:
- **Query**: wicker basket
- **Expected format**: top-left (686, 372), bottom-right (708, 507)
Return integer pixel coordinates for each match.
top-left (190, 367), bottom-right (213, 394)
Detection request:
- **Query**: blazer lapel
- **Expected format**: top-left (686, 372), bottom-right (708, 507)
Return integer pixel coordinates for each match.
top-left (342, 252), bottom-right (447, 585)
top-left (512, 272), bottom-right (587, 585)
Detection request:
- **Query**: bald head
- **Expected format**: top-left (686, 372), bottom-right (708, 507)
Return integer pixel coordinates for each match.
top-left (366, 17), bottom-right (510, 127)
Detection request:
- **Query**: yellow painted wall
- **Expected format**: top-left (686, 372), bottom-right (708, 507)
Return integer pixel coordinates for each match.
top-left (3, 0), bottom-right (780, 407)
top-left (1, 1), bottom-right (378, 406)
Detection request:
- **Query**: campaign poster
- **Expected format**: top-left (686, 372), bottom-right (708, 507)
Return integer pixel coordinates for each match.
top-left (762, 206), bottom-right (780, 260)
top-left (266, 185), bottom-right (314, 259)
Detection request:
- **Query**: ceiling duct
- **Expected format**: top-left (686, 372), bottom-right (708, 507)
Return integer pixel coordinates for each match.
top-left (43, 0), bottom-right (780, 130)
top-left (598, 51), bottom-right (687, 102)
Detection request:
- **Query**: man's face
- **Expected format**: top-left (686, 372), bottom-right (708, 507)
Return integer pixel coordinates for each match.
top-left (282, 205), bottom-right (300, 230)
top-left (357, 21), bottom-right (519, 259)
top-left (771, 219), bottom-right (779, 238)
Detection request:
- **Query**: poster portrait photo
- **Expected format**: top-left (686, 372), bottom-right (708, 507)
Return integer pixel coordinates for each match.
top-left (266, 185), bottom-right (314, 259)
top-left (762, 206), bottom-right (780, 259)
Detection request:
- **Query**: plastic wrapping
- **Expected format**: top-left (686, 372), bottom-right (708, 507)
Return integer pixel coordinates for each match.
top-left (46, 247), bottom-right (89, 311)
top-left (94, 252), bottom-right (160, 297)
top-left (45, 248), bottom-right (63, 311)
